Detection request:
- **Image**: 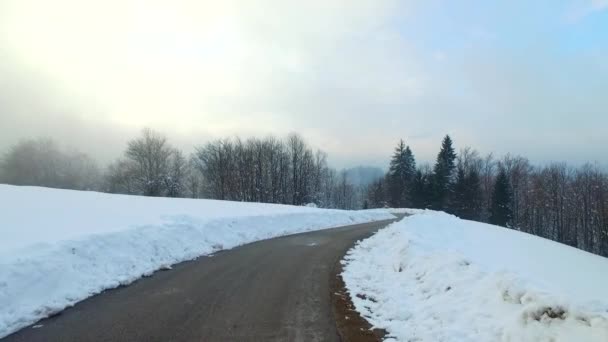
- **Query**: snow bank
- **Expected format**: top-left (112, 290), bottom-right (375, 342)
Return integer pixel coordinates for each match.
top-left (342, 210), bottom-right (608, 342)
top-left (388, 208), bottom-right (426, 215)
top-left (0, 185), bottom-right (394, 338)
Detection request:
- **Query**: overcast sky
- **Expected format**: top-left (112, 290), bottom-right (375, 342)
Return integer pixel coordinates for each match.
top-left (0, 0), bottom-right (607, 168)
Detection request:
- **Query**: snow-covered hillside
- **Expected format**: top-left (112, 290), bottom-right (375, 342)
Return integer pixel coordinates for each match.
top-left (0, 185), bottom-right (394, 338)
top-left (342, 211), bottom-right (608, 342)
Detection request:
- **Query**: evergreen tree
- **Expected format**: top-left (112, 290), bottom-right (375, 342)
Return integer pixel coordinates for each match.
top-left (411, 168), bottom-right (432, 209)
top-left (365, 177), bottom-right (386, 208)
top-left (404, 147), bottom-right (416, 177)
top-left (465, 168), bottom-right (483, 219)
top-left (453, 166), bottom-right (483, 220)
top-left (430, 135), bottom-right (456, 211)
top-left (452, 167), bottom-right (468, 217)
top-left (363, 199), bottom-right (369, 210)
top-left (388, 140), bottom-right (416, 207)
top-left (490, 168), bottom-right (513, 227)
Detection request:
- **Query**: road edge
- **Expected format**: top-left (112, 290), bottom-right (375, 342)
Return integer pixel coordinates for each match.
top-left (329, 214), bottom-right (409, 342)
top-left (331, 260), bottom-right (387, 342)
top-left (330, 215), bottom-right (408, 342)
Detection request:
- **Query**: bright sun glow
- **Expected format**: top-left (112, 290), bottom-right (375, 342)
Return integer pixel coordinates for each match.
top-left (2, 0), bottom-right (251, 129)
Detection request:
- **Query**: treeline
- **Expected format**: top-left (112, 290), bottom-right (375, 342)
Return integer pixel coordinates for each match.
top-left (191, 134), bottom-right (359, 208)
top-left (2, 129), bottom-right (607, 257)
top-left (0, 129), bottom-right (361, 209)
top-left (0, 138), bottom-right (101, 190)
top-left (365, 136), bottom-right (608, 257)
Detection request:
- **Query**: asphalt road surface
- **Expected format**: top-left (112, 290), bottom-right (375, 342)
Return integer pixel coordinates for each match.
top-left (2, 218), bottom-right (397, 342)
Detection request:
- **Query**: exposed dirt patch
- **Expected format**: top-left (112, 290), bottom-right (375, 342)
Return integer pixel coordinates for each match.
top-left (331, 263), bottom-right (387, 342)
top-left (525, 306), bottom-right (568, 323)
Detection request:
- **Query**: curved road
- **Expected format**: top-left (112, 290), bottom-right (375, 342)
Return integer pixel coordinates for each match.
top-left (2, 219), bottom-right (396, 342)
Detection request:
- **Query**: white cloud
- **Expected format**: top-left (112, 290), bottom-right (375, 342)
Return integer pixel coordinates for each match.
top-left (0, 0), bottom-right (426, 166)
top-left (0, 1), bottom-right (606, 168)
top-left (0, 0), bottom-right (417, 130)
top-left (592, 0), bottom-right (608, 10)
top-left (566, 0), bottom-right (608, 22)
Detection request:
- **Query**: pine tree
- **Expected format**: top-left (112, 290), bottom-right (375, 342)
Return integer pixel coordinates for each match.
top-left (453, 166), bottom-right (483, 220)
top-left (465, 168), bottom-right (483, 219)
top-left (411, 168), bottom-right (432, 209)
top-left (431, 135), bottom-right (456, 212)
top-left (490, 168), bottom-right (513, 227)
top-left (453, 167), bottom-right (468, 217)
top-left (388, 140), bottom-right (416, 207)
top-left (363, 199), bottom-right (369, 210)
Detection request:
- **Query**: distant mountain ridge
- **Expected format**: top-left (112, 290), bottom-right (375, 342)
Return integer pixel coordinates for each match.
top-left (343, 166), bottom-right (384, 187)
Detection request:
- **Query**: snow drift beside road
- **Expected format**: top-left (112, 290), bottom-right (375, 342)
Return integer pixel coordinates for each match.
top-left (0, 185), bottom-right (395, 338)
top-left (342, 211), bottom-right (608, 342)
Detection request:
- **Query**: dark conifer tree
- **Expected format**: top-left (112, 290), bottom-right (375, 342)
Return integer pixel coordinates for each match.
top-left (453, 167), bottom-right (483, 220)
top-left (411, 168), bottom-right (432, 209)
top-left (453, 167), bottom-right (468, 217)
top-left (363, 199), bottom-right (369, 210)
top-left (366, 177), bottom-right (387, 208)
top-left (490, 168), bottom-right (513, 227)
top-left (430, 135), bottom-right (456, 212)
top-left (465, 168), bottom-right (483, 219)
top-left (388, 140), bottom-right (416, 207)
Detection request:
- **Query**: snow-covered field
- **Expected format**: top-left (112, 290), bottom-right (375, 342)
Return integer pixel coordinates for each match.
top-left (342, 211), bottom-right (608, 342)
top-left (0, 185), bottom-right (394, 338)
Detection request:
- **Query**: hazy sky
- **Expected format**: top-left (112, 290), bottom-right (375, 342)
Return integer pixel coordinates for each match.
top-left (0, 0), bottom-right (607, 168)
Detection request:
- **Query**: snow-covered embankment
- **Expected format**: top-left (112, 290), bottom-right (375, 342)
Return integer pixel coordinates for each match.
top-left (0, 185), bottom-right (394, 338)
top-left (342, 211), bottom-right (608, 342)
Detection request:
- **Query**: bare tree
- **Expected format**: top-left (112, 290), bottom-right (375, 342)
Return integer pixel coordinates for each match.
top-left (500, 154), bottom-right (533, 231)
top-left (286, 133), bottom-right (307, 205)
top-left (105, 159), bottom-right (138, 194)
top-left (164, 149), bottom-right (187, 198)
top-left (183, 159), bottom-right (204, 198)
top-left (190, 134), bottom-right (356, 209)
top-left (123, 128), bottom-right (174, 196)
top-left (105, 128), bottom-right (182, 197)
top-left (479, 153), bottom-right (496, 222)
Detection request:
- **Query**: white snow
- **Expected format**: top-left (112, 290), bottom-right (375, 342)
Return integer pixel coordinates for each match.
top-left (0, 185), bottom-right (395, 338)
top-left (342, 210), bottom-right (608, 342)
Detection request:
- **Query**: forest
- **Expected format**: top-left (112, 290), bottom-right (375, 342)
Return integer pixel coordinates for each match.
top-left (368, 136), bottom-right (608, 257)
top-left (1, 129), bottom-right (607, 257)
